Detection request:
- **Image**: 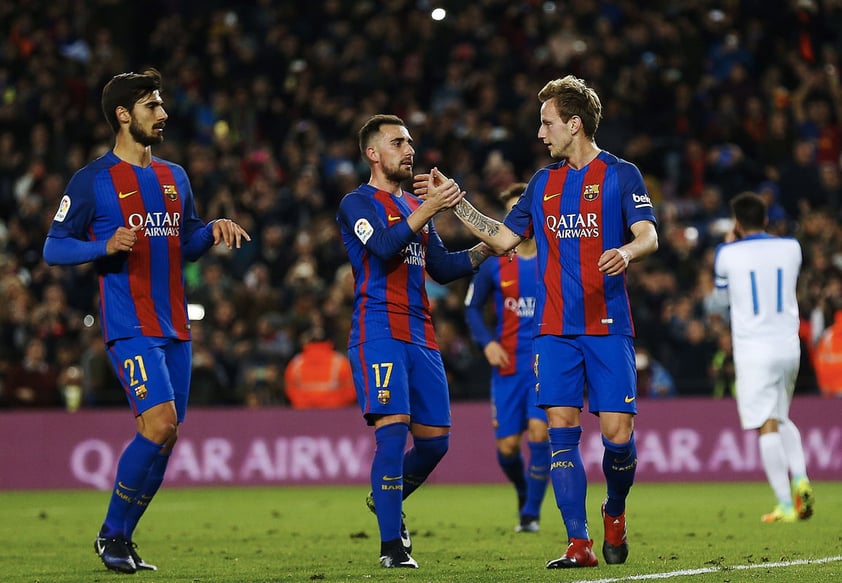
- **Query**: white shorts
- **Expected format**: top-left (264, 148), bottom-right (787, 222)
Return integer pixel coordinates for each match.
top-left (733, 352), bottom-right (800, 430)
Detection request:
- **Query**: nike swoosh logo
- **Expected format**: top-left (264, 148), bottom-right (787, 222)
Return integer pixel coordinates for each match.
top-left (501, 280), bottom-right (516, 288)
top-left (382, 475), bottom-right (402, 481)
top-left (118, 190), bottom-right (138, 199)
top-left (388, 214), bottom-right (402, 222)
top-left (543, 192), bottom-right (562, 201)
top-left (551, 449), bottom-right (571, 456)
top-left (624, 395), bottom-right (636, 403)
top-left (117, 482), bottom-right (139, 491)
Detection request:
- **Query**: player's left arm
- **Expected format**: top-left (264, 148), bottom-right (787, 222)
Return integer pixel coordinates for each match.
top-left (598, 219), bottom-right (658, 276)
top-left (425, 221), bottom-right (492, 283)
top-left (179, 170), bottom-right (250, 260)
top-left (464, 265), bottom-right (496, 348)
top-left (599, 162), bottom-right (659, 276)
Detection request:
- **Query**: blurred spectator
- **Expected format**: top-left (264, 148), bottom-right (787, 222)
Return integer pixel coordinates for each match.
top-left (436, 319), bottom-right (488, 400)
top-left (818, 162), bottom-right (842, 212)
top-left (235, 311), bottom-right (292, 407)
top-left (778, 138), bottom-right (824, 218)
top-left (667, 318), bottom-right (717, 396)
top-left (756, 181), bottom-right (790, 235)
top-left (58, 364), bottom-right (83, 412)
top-left (1, 337), bottom-right (60, 408)
top-left (188, 321), bottom-right (234, 406)
top-left (813, 306), bottom-right (842, 398)
top-left (79, 328), bottom-right (124, 408)
top-left (635, 346), bottom-right (677, 399)
top-left (283, 326), bottom-right (355, 409)
top-left (710, 332), bottom-right (736, 399)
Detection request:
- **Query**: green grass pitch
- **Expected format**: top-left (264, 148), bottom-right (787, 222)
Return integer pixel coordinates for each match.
top-left (1, 482), bottom-right (840, 582)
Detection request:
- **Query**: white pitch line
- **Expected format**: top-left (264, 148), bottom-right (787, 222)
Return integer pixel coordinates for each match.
top-left (574, 555), bottom-right (842, 583)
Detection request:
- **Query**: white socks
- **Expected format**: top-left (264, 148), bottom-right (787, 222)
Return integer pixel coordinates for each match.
top-left (778, 420), bottom-right (808, 480)
top-left (758, 432), bottom-right (792, 506)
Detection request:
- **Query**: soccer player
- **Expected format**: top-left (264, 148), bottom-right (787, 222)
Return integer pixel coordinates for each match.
top-left (42, 69), bottom-right (251, 574)
top-left (713, 191), bottom-right (815, 523)
top-left (464, 182), bottom-right (550, 534)
top-left (336, 114), bottom-right (492, 569)
top-left (415, 75), bottom-right (658, 569)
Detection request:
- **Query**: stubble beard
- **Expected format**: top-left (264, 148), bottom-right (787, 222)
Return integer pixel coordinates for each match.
top-left (129, 118), bottom-right (164, 147)
top-left (384, 161), bottom-right (412, 185)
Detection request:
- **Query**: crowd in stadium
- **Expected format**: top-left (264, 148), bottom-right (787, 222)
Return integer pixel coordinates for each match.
top-left (1, 0), bottom-right (842, 409)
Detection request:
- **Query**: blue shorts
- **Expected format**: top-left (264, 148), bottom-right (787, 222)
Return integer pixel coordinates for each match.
top-left (106, 336), bottom-right (192, 421)
top-left (491, 366), bottom-right (546, 439)
top-left (533, 335), bottom-right (637, 415)
top-left (349, 338), bottom-right (451, 427)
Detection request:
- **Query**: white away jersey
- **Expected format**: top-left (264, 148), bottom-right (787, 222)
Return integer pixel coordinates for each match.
top-left (714, 233), bottom-right (801, 355)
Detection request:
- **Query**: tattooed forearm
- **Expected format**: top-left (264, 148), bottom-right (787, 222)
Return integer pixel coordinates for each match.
top-left (454, 200), bottom-right (501, 236)
top-left (468, 247), bottom-right (489, 268)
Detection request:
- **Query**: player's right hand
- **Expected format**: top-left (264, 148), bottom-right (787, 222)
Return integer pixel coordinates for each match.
top-left (106, 225), bottom-right (142, 255)
top-left (413, 167), bottom-right (450, 199)
top-left (483, 341), bottom-right (510, 368)
top-left (420, 167), bottom-right (464, 210)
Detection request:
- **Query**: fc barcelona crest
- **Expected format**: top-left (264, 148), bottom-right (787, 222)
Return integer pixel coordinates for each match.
top-left (134, 384), bottom-right (148, 400)
top-left (583, 184), bottom-right (600, 201)
top-left (377, 389), bottom-right (391, 405)
top-left (163, 184), bottom-right (178, 201)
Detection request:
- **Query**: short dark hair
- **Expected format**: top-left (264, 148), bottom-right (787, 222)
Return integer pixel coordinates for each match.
top-left (730, 191), bottom-right (767, 230)
top-left (499, 182), bottom-right (527, 204)
top-left (358, 114), bottom-right (405, 156)
top-left (101, 68), bottom-right (162, 133)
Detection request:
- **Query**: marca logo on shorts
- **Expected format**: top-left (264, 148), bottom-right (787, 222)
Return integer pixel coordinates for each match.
top-left (632, 192), bottom-right (653, 208)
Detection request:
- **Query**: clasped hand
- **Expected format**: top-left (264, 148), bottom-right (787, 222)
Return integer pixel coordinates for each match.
top-left (412, 167), bottom-right (464, 210)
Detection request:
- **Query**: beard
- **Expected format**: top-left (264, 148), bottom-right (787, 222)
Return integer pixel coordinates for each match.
top-left (129, 117), bottom-right (164, 147)
top-left (383, 160), bottom-right (413, 184)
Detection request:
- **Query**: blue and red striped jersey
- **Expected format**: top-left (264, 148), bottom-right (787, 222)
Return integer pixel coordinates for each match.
top-left (503, 151), bottom-right (656, 337)
top-left (464, 254), bottom-right (537, 375)
top-left (46, 151), bottom-right (213, 343)
top-left (337, 183), bottom-right (474, 349)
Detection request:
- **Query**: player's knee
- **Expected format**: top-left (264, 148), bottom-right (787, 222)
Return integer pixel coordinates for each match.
top-left (416, 433), bottom-right (449, 463)
top-left (496, 436), bottom-right (521, 457)
top-left (143, 419), bottom-right (178, 446)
